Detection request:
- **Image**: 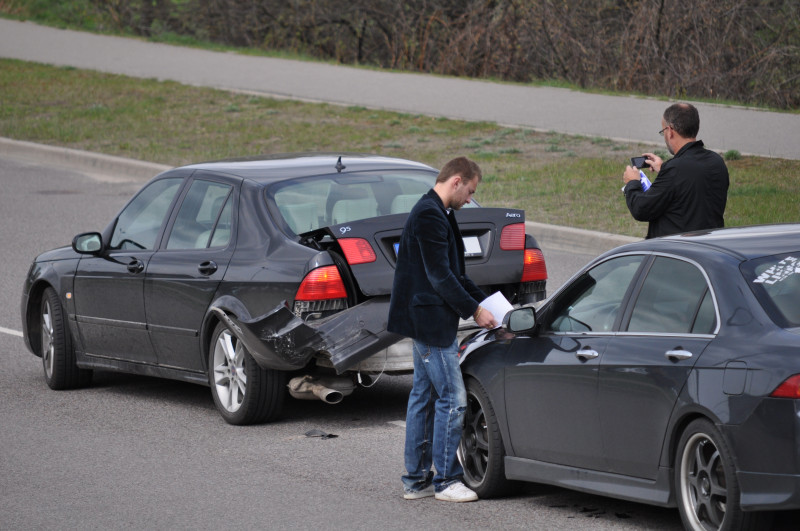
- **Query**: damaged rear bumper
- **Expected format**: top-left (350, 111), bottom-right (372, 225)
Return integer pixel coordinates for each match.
top-left (210, 296), bottom-right (402, 374)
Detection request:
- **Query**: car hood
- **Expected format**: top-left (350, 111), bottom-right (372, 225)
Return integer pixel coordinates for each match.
top-left (34, 245), bottom-right (79, 263)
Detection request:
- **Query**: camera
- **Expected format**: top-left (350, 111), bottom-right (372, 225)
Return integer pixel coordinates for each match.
top-left (631, 156), bottom-right (649, 169)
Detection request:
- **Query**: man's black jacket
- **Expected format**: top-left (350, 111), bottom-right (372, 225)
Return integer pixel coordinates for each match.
top-left (387, 189), bottom-right (485, 347)
top-left (624, 140), bottom-right (729, 239)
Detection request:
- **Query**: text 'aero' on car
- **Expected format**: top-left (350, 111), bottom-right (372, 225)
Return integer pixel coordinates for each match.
top-left (21, 153), bottom-right (548, 425)
top-left (457, 223), bottom-right (800, 531)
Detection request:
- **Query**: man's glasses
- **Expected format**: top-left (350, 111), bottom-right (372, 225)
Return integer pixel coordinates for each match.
top-left (658, 125), bottom-right (671, 136)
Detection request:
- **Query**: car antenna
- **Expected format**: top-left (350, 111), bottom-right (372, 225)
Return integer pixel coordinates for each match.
top-left (335, 156), bottom-right (346, 173)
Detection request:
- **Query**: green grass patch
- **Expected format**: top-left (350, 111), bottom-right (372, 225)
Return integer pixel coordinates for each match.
top-left (1, 59), bottom-right (798, 237)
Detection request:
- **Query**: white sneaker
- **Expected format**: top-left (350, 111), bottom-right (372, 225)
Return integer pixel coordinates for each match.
top-left (434, 481), bottom-right (478, 503)
top-left (403, 484), bottom-right (434, 500)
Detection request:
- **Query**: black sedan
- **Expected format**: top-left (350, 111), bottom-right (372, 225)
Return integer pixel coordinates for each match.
top-left (21, 153), bottom-right (547, 425)
top-left (458, 224), bottom-right (800, 531)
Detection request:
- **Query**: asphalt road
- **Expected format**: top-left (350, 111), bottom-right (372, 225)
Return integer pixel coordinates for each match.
top-left (1, 18), bottom-right (799, 160)
top-left (0, 155), bottom-right (687, 530)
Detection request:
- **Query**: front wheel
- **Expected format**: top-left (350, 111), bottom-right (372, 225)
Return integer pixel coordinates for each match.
top-left (675, 418), bottom-right (770, 531)
top-left (208, 322), bottom-right (285, 425)
top-left (40, 287), bottom-right (91, 389)
top-left (458, 377), bottom-right (514, 497)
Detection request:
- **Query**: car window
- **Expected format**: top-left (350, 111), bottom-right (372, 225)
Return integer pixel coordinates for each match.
top-left (547, 255), bottom-right (644, 333)
top-left (208, 199), bottom-right (233, 248)
top-left (270, 170), bottom-right (460, 235)
top-left (167, 180), bottom-right (233, 250)
top-left (110, 178), bottom-right (182, 251)
top-left (745, 253), bottom-right (800, 331)
top-left (627, 256), bottom-right (715, 334)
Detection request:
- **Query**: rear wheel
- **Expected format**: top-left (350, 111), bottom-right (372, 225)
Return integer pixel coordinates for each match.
top-left (458, 377), bottom-right (514, 497)
top-left (40, 287), bottom-right (91, 389)
top-left (208, 322), bottom-right (285, 425)
top-left (675, 418), bottom-right (771, 531)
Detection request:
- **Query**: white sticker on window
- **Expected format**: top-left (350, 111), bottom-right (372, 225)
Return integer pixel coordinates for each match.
top-left (753, 256), bottom-right (800, 285)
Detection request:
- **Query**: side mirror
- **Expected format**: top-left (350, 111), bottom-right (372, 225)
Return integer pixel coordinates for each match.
top-left (72, 232), bottom-right (103, 254)
top-left (504, 307), bottom-right (536, 333)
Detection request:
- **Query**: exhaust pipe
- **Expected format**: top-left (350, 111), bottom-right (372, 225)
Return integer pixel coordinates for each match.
top-left (287, 375), bottom-right (356, 404)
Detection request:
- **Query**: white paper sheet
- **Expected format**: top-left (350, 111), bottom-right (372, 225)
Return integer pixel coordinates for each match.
top-left (479, 291), bottom-right (514, 327)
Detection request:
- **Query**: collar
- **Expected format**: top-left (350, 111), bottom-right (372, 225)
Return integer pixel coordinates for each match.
top-left (673, 139), bottom-right (704, 158)
top-left (426, 188), bottom-right (448, 213)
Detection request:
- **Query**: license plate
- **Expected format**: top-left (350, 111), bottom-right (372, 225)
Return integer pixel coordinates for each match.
top-left (393, 237), bottom-right (482, 257)
top-left (463, 236), bottom-right (482, 257)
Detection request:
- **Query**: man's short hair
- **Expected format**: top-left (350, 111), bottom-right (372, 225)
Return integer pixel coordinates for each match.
top-left (663, 103), bottom-right (700, 138)
top-left (436, 156), bottom-right (482, 184)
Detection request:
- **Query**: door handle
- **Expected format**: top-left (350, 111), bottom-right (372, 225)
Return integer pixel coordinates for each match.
top-left (666, 349), bottom-right (693, 361)
top-left (127, 259), bottom-right (144, 274)
top-left (576, 348), bottom-right (599, 361)
top-left (198, 260), bottom-right (218, 276)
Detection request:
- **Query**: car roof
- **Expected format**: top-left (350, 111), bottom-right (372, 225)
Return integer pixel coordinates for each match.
top-left (617, 223), bottom-right (800, 261)
top-left (178, 153), bottom-right (437, 183)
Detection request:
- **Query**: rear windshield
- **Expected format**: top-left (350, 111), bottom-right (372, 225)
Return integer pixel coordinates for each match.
top-left (268, 170), bottom-right (477, 235)
top-left (743, 253), bottom-right (800, 332)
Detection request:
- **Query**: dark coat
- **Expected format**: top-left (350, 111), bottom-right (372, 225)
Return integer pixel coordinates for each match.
top-left (387, 189), bottom-right (486, 347)
top-left (624, 140), bottom-right (729, 239)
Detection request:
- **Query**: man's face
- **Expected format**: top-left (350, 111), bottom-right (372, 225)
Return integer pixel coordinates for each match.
top-left (451, 175), bottom-right (477, 210)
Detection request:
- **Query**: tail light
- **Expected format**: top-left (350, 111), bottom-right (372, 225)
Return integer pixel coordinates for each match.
top-left (339, 238), bottom-right (376, 264)
top-left (295, 265), bottom-right (347, 301)
top-left (522, 248), bottom-right (547, 282)
top-left (771, 374), bottom-right (800, 398)
top-left (500, 223), bottom-right (525, 250)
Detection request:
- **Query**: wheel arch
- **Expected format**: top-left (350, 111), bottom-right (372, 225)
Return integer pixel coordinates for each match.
top-left (200, 311), bottom-right (222, 375)
top-left (461, 361), bottom-right (512, 456)
top-left (24, 276), bottom-right (69, 358)
top-left (23, 257), bottom-right (78, 357)
top-left (664, 404), bottom-right (733, 477)
top-left (23, 279), bottom-right (51, 357)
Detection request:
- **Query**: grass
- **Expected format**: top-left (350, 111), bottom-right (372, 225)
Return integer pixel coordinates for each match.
top-left (1, 58), bottom-right (799, 237)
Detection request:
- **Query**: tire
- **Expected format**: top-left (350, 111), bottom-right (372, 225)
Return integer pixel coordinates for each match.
top-left (208, 322), bottom-right (285, 425)
top-left (458, 377), bottom-right (514, 497)
top-left (675, 418), bottom-right (771, 531)
top-left (40, 287), bottom-right (92, 389)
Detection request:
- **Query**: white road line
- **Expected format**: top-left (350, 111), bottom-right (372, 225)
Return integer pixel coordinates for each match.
top-left (0, 326), bottom-right (23, 338)
top-left (388, 420), bottom-right (406, 428)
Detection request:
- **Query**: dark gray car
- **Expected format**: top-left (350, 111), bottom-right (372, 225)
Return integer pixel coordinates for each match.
top-left (458, 223), bottom-right (800, 531)
top-left (20, 153), bottom-right (548, 425)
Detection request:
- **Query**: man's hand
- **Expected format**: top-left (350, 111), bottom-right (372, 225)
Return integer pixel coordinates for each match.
top-left (642, 153), bottom-right (663, 173)
top-left (474, 306), bottom-right (498, 329)
top-left (622, 165), bottom-right (641, 184)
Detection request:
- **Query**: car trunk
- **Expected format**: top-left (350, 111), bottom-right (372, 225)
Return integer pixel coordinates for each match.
top-left (325, 208), bottom-right (528, 298)
top-left (215, 207), bottom-right (538, 374)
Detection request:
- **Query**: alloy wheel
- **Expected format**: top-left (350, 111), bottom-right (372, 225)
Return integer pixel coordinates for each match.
top-left (459, 390), bottom-right (490, 485)
top-left (41, 298), bottom-right (55, 379)
top-left (679, 432), bottom-right (727, 530)
top-left (212, 329), bottom-right (247, 413)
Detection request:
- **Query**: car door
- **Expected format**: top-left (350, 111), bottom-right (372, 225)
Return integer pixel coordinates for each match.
top-left (503, 254), bottom-right (645, 470)
top-left (144, 176), bottom-right (237, 371)
top-left (73, 177), bottom-right (184, 364)
top-left (599, 255), bottom-right (717, 479)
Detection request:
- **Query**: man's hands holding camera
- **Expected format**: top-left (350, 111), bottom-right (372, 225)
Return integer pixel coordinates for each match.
top-left (633, 153), bottom-right (663, 172)
top-left (624, 153), bottom-right (662, 185)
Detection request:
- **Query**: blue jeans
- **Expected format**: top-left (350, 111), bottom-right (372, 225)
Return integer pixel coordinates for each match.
top-left (402, 339), bottom-right (467, 493)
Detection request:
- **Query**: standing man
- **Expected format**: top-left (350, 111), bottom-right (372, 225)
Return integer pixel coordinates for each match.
top-left (388, 156), bottom-right (497, 502)
top-left (622, 102), bottom-right (729, 239)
